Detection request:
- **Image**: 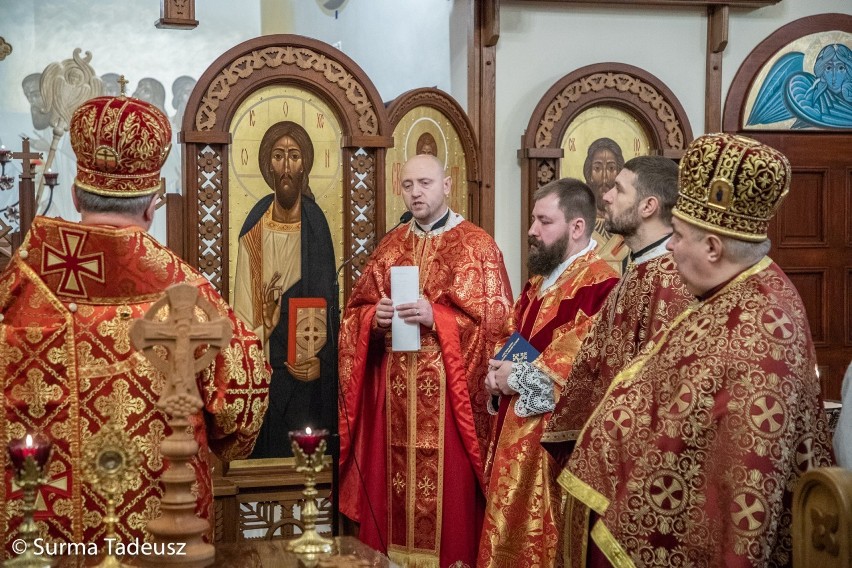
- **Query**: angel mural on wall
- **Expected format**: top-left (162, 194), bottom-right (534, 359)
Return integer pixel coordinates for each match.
top-left (747, 41), bottom-right (852, 129)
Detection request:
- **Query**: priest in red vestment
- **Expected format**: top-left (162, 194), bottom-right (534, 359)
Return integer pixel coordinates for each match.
top-left (478, 178), bottom-right (618, 568)
top-left (540, 156), bottom-right (693, 566)
top-left (338, 154), bottom-right (512, 568)
top-left (0, 94), bottom-right (271, 554)
top-left (563, 133), bottom-right (834, 567)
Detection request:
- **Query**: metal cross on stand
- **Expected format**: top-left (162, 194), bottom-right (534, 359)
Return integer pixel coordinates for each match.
top-left (130, 283), bottom-right (231, 568)
top-left (11, 138), bottom-right (42, 242)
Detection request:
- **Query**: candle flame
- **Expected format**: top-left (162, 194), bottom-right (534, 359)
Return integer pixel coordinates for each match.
top-left (25, 433), bottom-right (33, 447)
top-left (305, 426), bottom-right (312, 435)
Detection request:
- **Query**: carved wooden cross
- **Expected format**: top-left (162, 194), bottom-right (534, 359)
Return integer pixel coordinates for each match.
top-left (130, 283), bottom-right (231, 415)
top-left (129, 283), bottom-right (226, 566)
top-left (12, 138), bottom-right (42, 181)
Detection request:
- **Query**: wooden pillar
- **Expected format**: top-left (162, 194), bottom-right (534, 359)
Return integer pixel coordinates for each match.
top-left (469, 0), bottom-right (499, 235)
top-left (705, 5), bottom-right (729, 133)
top-left (12, 139), bottom-right (41, 247)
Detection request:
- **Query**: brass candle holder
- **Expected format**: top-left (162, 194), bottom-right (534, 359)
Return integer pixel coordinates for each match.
top-left (6, 434), bottom-right (54, 568)
top-left (287, 428), bottom-right (334, 565)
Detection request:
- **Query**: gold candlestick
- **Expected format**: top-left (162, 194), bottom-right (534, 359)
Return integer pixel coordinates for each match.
top-left (6, 435), bottom-right (54, 568)
top-left (287, 429), bottom-right (334, 566)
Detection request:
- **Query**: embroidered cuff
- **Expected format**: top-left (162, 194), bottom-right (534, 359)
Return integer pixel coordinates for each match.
top-left (506, 361), bottom-right (554, 417)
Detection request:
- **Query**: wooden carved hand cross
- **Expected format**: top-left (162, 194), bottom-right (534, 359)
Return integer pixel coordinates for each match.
top-left (130, 283), bottom-right (232, 418)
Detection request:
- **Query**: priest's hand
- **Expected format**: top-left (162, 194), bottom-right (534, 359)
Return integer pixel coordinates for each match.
top-left (373, 297), bottom-right (394, 330)
top-left (397, 299), bottom-right (434, 329)
top-left (485, 358), bottom-right (516, 396)
top-left (286, 357), bottom-right (320, 381)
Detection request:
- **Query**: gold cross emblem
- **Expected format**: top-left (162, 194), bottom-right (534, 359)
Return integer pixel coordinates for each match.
top-left (41, 227), bottom-right (105, 298)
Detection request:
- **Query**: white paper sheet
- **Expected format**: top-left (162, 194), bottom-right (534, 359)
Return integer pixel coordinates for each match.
top-left (390, 265), bottom-right (420, 352)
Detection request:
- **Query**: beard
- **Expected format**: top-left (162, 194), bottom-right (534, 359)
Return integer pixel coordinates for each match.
top-left (527, 233), bottom-right (570, 276)
top-left (274, 171), bottom-right (303, 210)
top-left (604, 203), bottom-right (641, 238)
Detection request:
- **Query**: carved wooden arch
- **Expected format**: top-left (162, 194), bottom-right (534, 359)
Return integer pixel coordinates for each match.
top-left (179, 34), bottom-right (392, 300)
top-left (386, 87), bottom-right (483, 226)
top-left (519, 62), bottom-right (693, 277)
top-left (723, 13), bottom-right (852, 131)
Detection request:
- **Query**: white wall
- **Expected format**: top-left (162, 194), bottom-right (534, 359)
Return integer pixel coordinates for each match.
top-left (262, 0), bottom-right (456, 104)
top-left (493, 0), bottom-right (852, 293)
top-left (0, 0), bottom-right (262, 241)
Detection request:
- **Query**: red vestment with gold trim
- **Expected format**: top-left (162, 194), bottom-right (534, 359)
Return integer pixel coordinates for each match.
top-left (478, 250), bottom-right (617, 568)
top-left (338, 219), bottom-right (512, 568)
top-left (563, 259), bottom-right (834, 568)
top-left (0, 217), bottom-right (270, 552)
top-left (542, 253), bottom-right (692, 461)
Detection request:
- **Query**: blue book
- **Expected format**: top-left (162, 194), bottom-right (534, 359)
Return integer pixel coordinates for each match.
top-left (494, 331), bottom-right (540, 364)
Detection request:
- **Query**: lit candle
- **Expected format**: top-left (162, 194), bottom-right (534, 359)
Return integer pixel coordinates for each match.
top-left (43, 169), bottom-right (58, 186)
top-left (289, 426), bottom-right (328, 455)
top-left (0, 146), bottom-right (11, 164)
top-left (8, 434), bottom-right (52, 472)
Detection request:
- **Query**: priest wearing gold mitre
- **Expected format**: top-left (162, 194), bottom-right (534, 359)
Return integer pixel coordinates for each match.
top-left (562, 133), bottom-right (834, 567)
top-left (0, 91), bottom-right (270, 552)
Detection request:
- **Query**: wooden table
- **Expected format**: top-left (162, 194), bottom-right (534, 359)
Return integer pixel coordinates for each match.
top-left (50, 536), bottom-right (391, 567)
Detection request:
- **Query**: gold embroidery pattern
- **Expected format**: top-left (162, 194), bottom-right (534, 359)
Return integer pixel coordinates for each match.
top-left (94, 379), bottom-right (146, 424)
top-left (12, 369), bottom-right (63, 418)
top-left (2, 217), bottom-right (271, 551)
top-left (393, 472), bottom-right (406, 496)
top-left (137, 420), bottom-right (166, 470)
top-left (339, 220), bottom-right (512, 567)
top-left (479, 252), bottom-right (616, 568)
top-left (567, 262), bottom-right (833, 566)
top-left (543, 254), bottom-right (692, 446)
top-left (96, 311), bottom-right (133, 354)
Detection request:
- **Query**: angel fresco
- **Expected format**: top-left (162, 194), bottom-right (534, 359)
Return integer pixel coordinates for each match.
top-left (748, 43), bottom-right (852, 129)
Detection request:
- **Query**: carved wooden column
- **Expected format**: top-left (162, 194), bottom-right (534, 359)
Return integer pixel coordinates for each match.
top-left (469, 0), bottom-right (499, 234)
top-left (705, 5), bottom-right (729, 132)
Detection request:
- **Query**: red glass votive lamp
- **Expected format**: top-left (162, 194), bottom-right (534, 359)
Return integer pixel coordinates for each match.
top-left (289, 427), bottom-right (328, 455)
top-left (43, 169), bottom-right (59, 187)
top-left (8, 434), bottom-right (52, 472)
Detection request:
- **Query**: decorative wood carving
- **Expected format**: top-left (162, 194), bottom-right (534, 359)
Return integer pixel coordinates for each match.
top-left (386, 88), bottom-right (482, 227)
top-left (181, 35), bottom-right (390, 301)
top-left (156, 0), bottom-right (198, 30)
top-left (180, 35), bottom-right (390, 543)
top-left (519, 63), bottom-right (692, 279)
top-left (792, 467), bottom-right (852, 568)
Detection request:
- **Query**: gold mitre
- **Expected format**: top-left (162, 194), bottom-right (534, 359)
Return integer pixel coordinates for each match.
top-left (672, 133), bottom-right (791, 242)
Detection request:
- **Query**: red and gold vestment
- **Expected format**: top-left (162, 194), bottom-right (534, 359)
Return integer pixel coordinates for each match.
top-left (0, 217), bottom-right (270, 552)
top-left (478, 249), bottom-right (617, 568)
top-left (563, 258), bottom-right (834, 567)
top-left (542, 253), bottom-right (691, 461)
top-left (338, 217), bottom-right (512, 568)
